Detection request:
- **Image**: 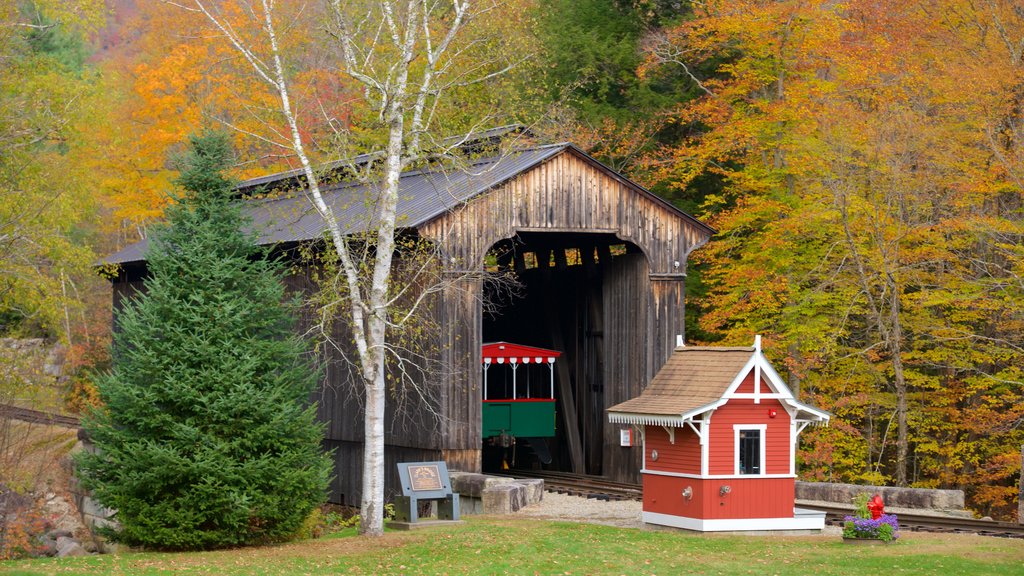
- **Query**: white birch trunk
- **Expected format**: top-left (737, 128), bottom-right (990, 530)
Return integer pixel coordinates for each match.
top-left (189, 0), bottom-right (479, 537)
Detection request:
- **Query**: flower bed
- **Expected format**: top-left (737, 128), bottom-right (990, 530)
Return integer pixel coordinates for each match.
top-left (843, 493), bottom-right (900, 543)
top-left (843, 513), bottom-right (900, 542)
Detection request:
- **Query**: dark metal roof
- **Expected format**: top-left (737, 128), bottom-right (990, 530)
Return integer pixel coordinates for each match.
top-left (104, 144), bottom-right (568, 265)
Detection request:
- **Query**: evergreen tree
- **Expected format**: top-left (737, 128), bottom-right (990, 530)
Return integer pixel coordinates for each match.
top-left (77, 133), bottom-right (332, 550)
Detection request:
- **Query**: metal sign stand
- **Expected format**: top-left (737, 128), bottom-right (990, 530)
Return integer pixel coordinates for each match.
top-left (388, 461), bottom-right (463, 530)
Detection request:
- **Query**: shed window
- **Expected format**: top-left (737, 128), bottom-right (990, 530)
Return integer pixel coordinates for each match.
top-left (734, 425), bottom-right (766, 475)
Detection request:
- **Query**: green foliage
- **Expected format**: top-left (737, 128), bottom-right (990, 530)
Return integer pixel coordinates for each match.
top-left (76, 133), bottom-right (332, 551)
top-left (535, 0), bottom-right (688, 122)
top-left (0, 1), bottom-right (104, 342)
top-left (852, 494), bottom-right (871, 520)
top-left (24, 9), bottom-right (90, 72)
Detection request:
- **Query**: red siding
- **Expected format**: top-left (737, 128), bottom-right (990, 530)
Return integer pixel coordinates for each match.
top-left (643, 473), bottom-right (705, 518)
top-left (700, 476), bottom-right (795, 519)
top-left (734, 372), bottom-right (755, 393)
top-left (707, 398), bottom-right (790, 475)
top-left (644, 474), bottom-right (795, 520)
top-left (644, 425), bottom-right (700, 475)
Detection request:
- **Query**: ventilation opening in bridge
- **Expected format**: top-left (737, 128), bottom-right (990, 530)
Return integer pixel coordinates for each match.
top-left (481, 231), bottom-right (647, 478)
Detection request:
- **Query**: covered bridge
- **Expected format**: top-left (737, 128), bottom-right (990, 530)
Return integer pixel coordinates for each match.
top-left (105, 138), bottom-right (714, 505)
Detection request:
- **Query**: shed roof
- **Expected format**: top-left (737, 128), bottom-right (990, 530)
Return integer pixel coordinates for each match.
top-left (607, 347), bottom-right (755, 418)
top-left (104, 142), bottom-right (712, 266)
top-left (607, 343), bottom-right (831, 426)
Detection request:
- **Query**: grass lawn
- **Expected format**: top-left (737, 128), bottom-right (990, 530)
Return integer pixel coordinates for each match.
top-left (2, 517), bottom-right (1023, 576)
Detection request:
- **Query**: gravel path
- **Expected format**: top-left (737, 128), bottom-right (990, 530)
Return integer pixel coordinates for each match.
top-left (516, 491), bottom-right (843, 536)
top-left (516, 492), bottom-right (644, 528)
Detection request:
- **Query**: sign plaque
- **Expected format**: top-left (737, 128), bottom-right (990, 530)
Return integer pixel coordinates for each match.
top-left (408, 464), bottom-right (443, 492)
top-left (393, 461), bottom-right (461, 525)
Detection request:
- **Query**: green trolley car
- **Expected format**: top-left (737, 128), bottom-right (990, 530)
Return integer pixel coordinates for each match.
top-left (482, 342), bottom-right (561, 468)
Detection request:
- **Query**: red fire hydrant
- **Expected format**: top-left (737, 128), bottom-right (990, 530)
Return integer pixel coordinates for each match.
top-left (867, 494), bottom-right (885, 519)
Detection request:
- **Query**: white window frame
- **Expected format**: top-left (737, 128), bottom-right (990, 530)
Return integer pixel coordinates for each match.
top-left (734, 424), bottom-right (767, 475)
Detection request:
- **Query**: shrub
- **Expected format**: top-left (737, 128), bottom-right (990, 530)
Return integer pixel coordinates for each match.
top-left (75, 133), bottom-right (332, 550)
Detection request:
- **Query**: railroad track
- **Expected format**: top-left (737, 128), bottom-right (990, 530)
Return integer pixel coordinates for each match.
top-left (807, 503), bottom-right (1024, 539)
top-left (508, 469), bottom-right (1024, 538)
top-left (0, 403), bottom-right (81, 429)
top-left (507, 469), bottom-right (642, 501)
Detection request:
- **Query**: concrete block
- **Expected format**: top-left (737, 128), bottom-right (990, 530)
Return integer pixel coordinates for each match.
top-left (482, 483), bottom-right (527, 515)
top-left (449, 472), bottom-right (515, 498)
top-left (459, 497), bottom-right (483, 515)
top-left (518, 479), bottom-right (545, 506)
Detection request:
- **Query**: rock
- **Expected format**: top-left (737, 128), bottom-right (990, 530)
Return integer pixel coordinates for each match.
top-left (38, 536), bottom-right (58, 557)
top-left (56, 536), bottom-right (88, 557)
top-left (42, 494), bottom-right (86, 535)
top-left (46, 529), bottom-right (73, 540)
top-left (0, 484), bottom-right (32, 516)
top-left (449, 472), bottom-right (515, 498)
top-left (517, 478), bottom-right (545, 506)
top-left (482, 483), bottom-right (527, 515)
top-left (795, 481), bottom-right (965, 511)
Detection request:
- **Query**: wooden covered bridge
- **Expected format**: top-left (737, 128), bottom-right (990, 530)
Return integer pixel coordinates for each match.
top-left (105, 136), bottom-right (713, 505)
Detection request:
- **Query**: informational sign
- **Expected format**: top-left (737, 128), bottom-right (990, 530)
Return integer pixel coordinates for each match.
top-left (620, 428), bottom-right (633, 447)
top-left (393, 461), bottom-right (460, 524)
top-left (407, 464), bottom-right (443, 492)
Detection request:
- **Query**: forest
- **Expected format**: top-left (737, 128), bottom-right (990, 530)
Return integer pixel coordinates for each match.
top-left (1, 0), bottom-right (1021, 520)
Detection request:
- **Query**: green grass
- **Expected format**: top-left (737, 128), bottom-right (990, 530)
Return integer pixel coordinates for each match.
top-left (2, 518), bottom-right (1023, 575)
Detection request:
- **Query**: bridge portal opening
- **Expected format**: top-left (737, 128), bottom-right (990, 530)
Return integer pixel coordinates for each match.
top-left (481, 231), bottom-right (647, 477)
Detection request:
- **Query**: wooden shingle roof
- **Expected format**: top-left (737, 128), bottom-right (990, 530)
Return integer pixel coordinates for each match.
top-left (607, 347), bottom-right (754, 420)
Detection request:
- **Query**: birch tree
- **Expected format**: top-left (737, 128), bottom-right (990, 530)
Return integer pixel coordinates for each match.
top-left (172, 0), bottom-right (525, 536)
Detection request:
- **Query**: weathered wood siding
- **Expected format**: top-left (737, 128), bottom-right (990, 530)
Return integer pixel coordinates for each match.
top-left (108, 146), bottom-right (710, 505)
top-left (419, 148), bottom-right (708, 485)
top-left (419, 148), bottom-right (707, 275)
top-left (601, 253), bottom-right (649, 482)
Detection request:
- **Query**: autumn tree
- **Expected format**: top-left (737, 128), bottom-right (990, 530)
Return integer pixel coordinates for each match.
top-left (642, 0), bottom-right (1024, 516)
top-left (172, 0), bottom-right (536, 536)
top-left (0, 1), bottom-right (106, 345)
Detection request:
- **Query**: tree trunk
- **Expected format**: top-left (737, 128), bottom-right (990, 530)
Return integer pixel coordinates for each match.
top-left (1018, 445), bottom-right (1023, 525)
top-left (888, 276), bottom-right (909, 486)
top-left (360, 361), bottom-right (387, 536)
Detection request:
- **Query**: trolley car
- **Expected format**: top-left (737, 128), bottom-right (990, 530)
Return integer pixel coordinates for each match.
top-left (481, 342), bottom-right (560, 468)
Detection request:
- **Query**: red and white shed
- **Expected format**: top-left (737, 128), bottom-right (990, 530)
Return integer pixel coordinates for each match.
top-left (607, 336), bottom-right (830, 531)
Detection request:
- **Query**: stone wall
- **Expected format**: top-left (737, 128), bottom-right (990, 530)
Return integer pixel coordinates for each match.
top-left (796, 481), bottom-right (965, 511)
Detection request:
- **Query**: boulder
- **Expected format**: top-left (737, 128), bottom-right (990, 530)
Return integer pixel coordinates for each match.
top-left (55, 536), bottom-right (88, 558)
top-left (482, 483), bottom-right (528, 515)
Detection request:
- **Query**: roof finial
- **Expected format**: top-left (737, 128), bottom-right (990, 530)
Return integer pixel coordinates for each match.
top-left (676, 334), bottom-right (685, 348)
top-left (754, 334), bottom-right (761, 352)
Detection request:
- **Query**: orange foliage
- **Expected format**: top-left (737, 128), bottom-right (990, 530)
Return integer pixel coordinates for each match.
top-left (89, 1), bottom-right (360, 244)
top-left (644, 0), bottom-right (1024, 518)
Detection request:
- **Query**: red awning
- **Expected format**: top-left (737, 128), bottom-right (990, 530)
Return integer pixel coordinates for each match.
top-left (482, 342), bottom-right (561, 364)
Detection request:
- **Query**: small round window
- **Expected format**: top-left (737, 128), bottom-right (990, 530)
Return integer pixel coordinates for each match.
top-left (650, 449), bottom-right (659, 461)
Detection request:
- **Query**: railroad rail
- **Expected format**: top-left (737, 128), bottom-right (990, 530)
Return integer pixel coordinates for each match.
top-left (0, 403), bottom-right (81, 429)
top-left (509, 469), bottom-right (1024, 538)
top-left (507, 469), bottom-right (642, 501)
top-left (808, 503), bottom-right (1024, 539)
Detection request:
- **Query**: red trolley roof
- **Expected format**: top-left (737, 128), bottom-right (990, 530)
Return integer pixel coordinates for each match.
top-left (482, 342), bottom-right (561, 364)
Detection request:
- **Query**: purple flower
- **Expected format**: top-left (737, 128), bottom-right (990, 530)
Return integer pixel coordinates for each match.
top-left (843, 513), bottom-right (900, 541)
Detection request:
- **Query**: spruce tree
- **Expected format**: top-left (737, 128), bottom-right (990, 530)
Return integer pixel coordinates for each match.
top-left (77, 133), bottom-right (331, 550)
